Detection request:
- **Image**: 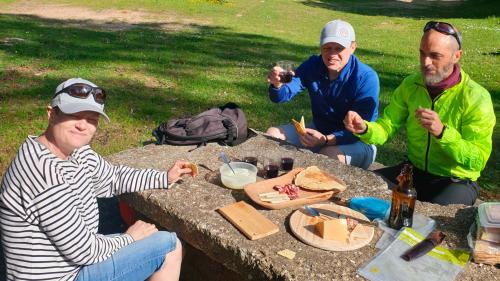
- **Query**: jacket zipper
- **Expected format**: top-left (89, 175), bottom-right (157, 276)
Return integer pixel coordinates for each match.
top-left (424, 93), bottom-right (444, 172)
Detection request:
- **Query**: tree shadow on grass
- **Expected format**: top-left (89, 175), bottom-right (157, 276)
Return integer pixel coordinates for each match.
top-left (0, 14), bottom-right (410, 127)
top-left (300, 0), bottom-right (500, 19)
top-left (0, 14), bottom-right (315, 120)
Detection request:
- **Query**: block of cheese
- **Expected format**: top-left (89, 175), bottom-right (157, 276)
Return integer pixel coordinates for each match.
top-left (315, 217), bottom-right (349, 242)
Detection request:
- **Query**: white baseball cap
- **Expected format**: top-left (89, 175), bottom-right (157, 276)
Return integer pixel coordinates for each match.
top-left (51, 78), bottom-right (110, 122)
top-left (320, 19), bottom-right (356, 48)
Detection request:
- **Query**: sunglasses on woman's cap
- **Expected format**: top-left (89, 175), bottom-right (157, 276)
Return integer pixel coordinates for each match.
top-left (423, 21), bottom-right (462, 50)
top-left (53, 83), bottom-right (106, 104)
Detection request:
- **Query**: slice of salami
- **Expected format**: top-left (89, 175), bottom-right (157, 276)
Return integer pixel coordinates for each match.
top-left (274, 183), bottom-right (299, 200)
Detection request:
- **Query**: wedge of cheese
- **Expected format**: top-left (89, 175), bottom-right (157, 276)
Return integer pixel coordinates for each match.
top-left (315, 217), bottom-right (349, 242)
top-left (291, 116), bottom-right (306, 135)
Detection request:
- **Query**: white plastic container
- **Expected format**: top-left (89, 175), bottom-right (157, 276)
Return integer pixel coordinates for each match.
top-left (476, 202), bottom-right (500, 244)
top-left (219, 162), bottom-right (257, 190)
top-left (478, 202), bottom-right (500, 229)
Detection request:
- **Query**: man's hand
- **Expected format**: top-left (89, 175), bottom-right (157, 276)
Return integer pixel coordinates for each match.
top-left (167, 160), bottom-right (195, 184)
top-left (267, 66), bottom-right (295, 89)
top-left (267, 66), bottom-right (283, 89)
top-left (125, 220), bottom-right (158, 241)
top-left (343, 111), bottom-right (367, 134)
top-left (415, 108), bottom-right (444, 137)
top-left (298, 128), bottom-right (327, 148)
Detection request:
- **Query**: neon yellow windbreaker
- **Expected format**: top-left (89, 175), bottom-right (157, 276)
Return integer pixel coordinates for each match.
top-left (359, 69), bottom-right (495, 181)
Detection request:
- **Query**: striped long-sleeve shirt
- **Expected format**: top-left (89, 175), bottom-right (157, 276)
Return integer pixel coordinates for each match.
top-left (0, 136), bottom-right (169, 280)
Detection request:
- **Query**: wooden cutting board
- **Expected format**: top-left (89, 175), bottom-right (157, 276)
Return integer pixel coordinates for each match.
top-left (244, 168), bottom-right (338, 210)
top-left (218, 201), bottom-right (279, 240)
top-left (289, 203), bottom-right (374, 251)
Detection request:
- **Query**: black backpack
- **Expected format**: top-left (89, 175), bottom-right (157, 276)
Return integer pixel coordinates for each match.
top-left (153, 103), bottom-right (248, 147)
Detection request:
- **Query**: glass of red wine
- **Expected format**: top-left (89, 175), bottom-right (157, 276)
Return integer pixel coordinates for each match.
top-left (280, 157), bottom-right (294, 171)
top-left (276, 60), bottom-right (294, 83)
top-left (263, 156), bottom-right (280, 179)
top-left (243, 156), bottom-right (258, 167)
top-left (280, 144), bottom-right (296, 172)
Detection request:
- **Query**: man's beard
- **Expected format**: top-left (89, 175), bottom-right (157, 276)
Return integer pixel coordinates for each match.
top-left (421, 62), bottom-right (454, 85)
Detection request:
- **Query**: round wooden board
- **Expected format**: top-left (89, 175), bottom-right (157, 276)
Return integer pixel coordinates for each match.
top-left (289, 203), bottom-right (374, 251)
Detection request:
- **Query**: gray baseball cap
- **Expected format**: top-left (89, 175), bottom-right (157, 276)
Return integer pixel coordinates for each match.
top-left (51, 78), bottom-right (110, 122)
top-left (320, 20), bottom-right (356, 48)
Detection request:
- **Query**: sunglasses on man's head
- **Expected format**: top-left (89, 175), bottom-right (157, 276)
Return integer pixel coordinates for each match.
top-left (54, 83), bottom-right (106, 104)
top-left (423, 21), bottom-right (462, 50)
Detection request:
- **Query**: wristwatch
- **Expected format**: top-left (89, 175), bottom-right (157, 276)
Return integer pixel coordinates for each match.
top-left (437, 125), bottom-right (446, 139)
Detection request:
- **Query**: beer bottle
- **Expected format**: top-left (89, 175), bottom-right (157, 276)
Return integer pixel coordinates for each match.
top-left (388, 164), bottom-right (417, 230)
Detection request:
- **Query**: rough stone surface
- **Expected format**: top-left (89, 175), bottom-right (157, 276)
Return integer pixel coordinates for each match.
top-left (107, 131), bottom-right (499, 281)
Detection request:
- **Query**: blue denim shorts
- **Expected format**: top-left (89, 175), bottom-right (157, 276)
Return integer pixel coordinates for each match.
top-left (75, 231), bottom-right (178, 281)
top-left (278, 122), bottom-right (376, 169)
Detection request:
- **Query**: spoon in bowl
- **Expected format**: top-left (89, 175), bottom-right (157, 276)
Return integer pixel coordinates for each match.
top-left (219, 152), bottom-right (236, 174)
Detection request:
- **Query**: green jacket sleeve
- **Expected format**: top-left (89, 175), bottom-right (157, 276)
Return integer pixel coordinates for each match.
top-left (436, 90), bottom-right (495, 171)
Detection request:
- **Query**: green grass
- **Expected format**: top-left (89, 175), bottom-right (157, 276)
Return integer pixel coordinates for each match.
top-left (0, 0), bottom-right (498, 193)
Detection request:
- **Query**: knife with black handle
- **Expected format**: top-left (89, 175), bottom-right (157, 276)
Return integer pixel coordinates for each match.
top-left (401, 231), bottom-right (446, 261)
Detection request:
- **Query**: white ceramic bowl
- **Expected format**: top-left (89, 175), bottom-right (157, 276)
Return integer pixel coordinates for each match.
top-left (219, 162), bottom-right (258, 190)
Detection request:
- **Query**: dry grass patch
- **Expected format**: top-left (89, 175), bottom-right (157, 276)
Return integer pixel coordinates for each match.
top-left (0, 0), bottom-right (210, 32)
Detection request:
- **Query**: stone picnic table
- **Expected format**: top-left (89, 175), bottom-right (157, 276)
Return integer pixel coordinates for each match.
top-left (107, 131), bottom-right (498, 281)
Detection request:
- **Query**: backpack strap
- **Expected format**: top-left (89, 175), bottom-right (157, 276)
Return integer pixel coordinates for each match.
top-left (221, 117), bottom-right (237, 145)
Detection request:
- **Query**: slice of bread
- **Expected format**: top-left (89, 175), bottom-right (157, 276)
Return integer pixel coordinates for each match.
top-left (294, 166), bottom-right (346, 192)
top-left (189, 163), bottom-right (198, 176)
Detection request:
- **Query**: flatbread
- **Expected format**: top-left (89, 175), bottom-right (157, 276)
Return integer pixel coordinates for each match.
top-left (291, 116), bottom-right (306, 135)
top-left (294, 166), bottom-right (346, 192)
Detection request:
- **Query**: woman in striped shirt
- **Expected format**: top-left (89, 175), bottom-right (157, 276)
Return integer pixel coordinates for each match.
top-left (0, 78), bottom-right (194, 281)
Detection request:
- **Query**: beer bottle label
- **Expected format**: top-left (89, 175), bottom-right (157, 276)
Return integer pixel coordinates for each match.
top-left (401, 202), bottom-right (413, 227)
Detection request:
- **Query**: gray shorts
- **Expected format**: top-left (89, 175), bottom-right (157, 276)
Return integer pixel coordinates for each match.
top-left (278, 123), bottom-right (377, 169)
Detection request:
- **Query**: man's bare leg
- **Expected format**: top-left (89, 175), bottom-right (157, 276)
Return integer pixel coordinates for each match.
top-left (319, 145), bottom-right (346, 164)
top-left (266, 127), bottom-right (286, 140)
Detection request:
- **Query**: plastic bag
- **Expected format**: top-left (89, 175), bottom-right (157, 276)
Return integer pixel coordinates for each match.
top-left (375, 213), bottom-right (436, 250)
top-left (349, 197), bottom-right (390, 221)
top-left (358, 227), bottom-right (470, 281)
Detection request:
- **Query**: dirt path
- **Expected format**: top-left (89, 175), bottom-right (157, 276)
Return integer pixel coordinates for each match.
top-left (0, 0), bottom-right (210, 31)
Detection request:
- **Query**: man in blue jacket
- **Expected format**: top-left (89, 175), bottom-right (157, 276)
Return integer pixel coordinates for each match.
top-left (266, 19), bottom-right (380, 169)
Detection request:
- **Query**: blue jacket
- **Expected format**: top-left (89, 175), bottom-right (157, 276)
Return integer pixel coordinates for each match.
top-left (268, 54), bottom-right (379, 145)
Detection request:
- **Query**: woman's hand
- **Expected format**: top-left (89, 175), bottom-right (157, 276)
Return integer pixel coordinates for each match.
top-left (167, 160), bottom-right (195, 184)
top-left (125, 220), bottom-right (158, 241)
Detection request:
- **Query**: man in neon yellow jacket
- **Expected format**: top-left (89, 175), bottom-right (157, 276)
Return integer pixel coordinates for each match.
top-left (344, 21), bottom-right (495, 205)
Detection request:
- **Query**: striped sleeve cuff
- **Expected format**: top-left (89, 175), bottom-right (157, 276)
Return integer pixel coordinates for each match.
top-left (143, 170), bottom-right (168, 190)
top-left (147, 170), bottom-right (168, 190)
top-left (120, 233), bottom-right (135, 244)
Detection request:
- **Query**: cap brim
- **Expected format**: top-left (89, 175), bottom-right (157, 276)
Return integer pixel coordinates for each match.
top-left (320, 37), bottom-right (351, 48)
top-left (59, 102), bottom-right (110, 123)
top-left (51, 93), bottom-right (110, 123)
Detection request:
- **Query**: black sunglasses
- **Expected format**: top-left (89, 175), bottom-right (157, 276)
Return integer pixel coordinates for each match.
top-left (54, 83), bottom-right (106, 104)
top-left (423, 21), bottom-right (462, 50)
